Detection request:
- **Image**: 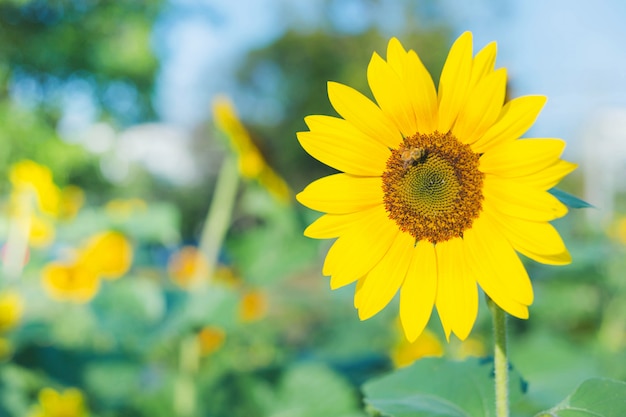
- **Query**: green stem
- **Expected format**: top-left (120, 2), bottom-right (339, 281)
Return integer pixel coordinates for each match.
top-left (174, 334), bottom-right (200, 417)
top-left (194, 156), bottom-right (239, 284)
top-left (489, 299), bottom-right (510, 417)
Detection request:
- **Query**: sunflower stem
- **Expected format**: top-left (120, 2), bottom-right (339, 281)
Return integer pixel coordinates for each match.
top-left (489, 299), bottom-right (509, 417)
top-left (194, 155), bottom-right (239, 284)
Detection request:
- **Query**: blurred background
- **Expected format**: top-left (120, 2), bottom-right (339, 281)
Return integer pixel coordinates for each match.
top-left (0, 0), bottom-right (625, 416)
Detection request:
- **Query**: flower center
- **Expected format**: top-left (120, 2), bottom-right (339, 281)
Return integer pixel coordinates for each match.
top-left (382, 131), bottom-right (484, 244)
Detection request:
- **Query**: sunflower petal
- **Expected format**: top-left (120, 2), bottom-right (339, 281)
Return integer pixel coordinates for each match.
top-left (368, 52), bottom-right (417, 136)
top-left (483, 176), bottom-right (568, 221)
top-left (470, 41), bottom-right (497, 87)
top-left (327, 81), bottom-right (402, 149)
top-left (516, 161), bottom-right (578, 190)
top-left (400, 241), bottom-right (437, 342)
top-left (469, 212), bottom-right (534, 305)
top-left (304, 212), bottom-right (362, 239)
top-left (453, 68), bottom-right (507, 144)
top-left (299, 115), bottom-right (390, 176)
top-left (438, 32), bottom-right (474, 133)
top-left (296, 174), bottom-right (383, 214)
top-left (323, 205), bottom-right (399, 289)
top-left (480, 138), bottom-right (566, 178)
top-left (356, 232), bottom-right (414, 320)
top-left (486, 208), bottom-right (572, 265)
top-left (435, 237), bottom-right (478, 341)
top-left (404, 57), bottom-right (438, 136)
top-left (472, 95), bottom-right (547, 153)
top-left (386, 37), bottom-right (408, 77)
top-left (463, 216), bottom-right (531, 318)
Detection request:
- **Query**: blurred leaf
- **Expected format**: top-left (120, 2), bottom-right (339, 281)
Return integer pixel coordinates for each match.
top-left (227, 187), bottom-right (317, 285)
top-left (535, 378), bottom-right (626, 417)
top-left (85, 361), bottom-right (143, 404)
top-left (269, 362), bottom-right (364, 417)
top-left (510, 331), bottom-right (602, 410)
top-left (362, 357), bottom-right (526, 417)
top-left (108, 203), bottom-right (181, 244)
top-left (91, 277), bottom-right (165, 351)
top-left (549, 188), bottom-right (593, 209)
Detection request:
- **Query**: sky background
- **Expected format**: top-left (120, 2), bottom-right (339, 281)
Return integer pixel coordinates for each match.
top-left (153, 0), bottom-right (626, 163)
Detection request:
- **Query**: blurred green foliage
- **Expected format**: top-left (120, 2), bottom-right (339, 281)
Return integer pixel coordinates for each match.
top-left (0, 0), bottom-right (623, 416)
top-left (0, 0), bottom-right (160, 123)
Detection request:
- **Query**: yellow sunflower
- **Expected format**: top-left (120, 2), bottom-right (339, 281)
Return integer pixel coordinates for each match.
top-left (297, 32), bottom-right (576, 341)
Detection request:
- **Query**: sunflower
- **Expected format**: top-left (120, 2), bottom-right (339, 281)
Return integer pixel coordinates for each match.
top-left (296, 32), bottom-right (576, 342)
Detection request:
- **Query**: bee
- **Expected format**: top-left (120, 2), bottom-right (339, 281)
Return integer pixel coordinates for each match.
top-left (401, 147), bottom-right (426, 169)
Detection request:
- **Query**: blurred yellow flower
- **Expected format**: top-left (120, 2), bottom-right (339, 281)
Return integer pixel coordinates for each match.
top-left (29, 387), bottom-right (89, 417)
top-left (391, 328), bottom-right (443, 368)
top-left (41, 231), bottom-right (132, 302)
top-left (41, 261), bottom-right (101, 303)
top-left (0, 291), bottom-right (23, 332)
top-left (28, 214), bottom-right (55, 248)
top-left (454, 337), bottom-right (487, 359)
top-left (167, 245), bottom-right (209, 288)
top-left (212, 95), bottom-right (291, 203)
top-left (197, 326), bottom-right (226, 356)
top-left (214, 265), bottom-right (243, 288)
top-left (59, 185), bottom-right (85, 220)
top-left (79, 231), bottom-right (133, 280)
top-left (238, 290), bottom-right (268, 323)
top-left (9, 160), bottom-right (61, 217)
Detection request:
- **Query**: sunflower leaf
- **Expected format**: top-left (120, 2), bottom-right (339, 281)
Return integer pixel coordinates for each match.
top-left (548, 188), bottom-right (593, 209)
top-left (362, 357), bottom-right (527, 417)
top-left (534, 378), bottom-right (626, 417)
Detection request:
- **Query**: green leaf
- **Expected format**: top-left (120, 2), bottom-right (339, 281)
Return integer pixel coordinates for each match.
top-left (269, 362), bottom-right (365, 417)
top-left (362, 357), bottom-right (526, 417)
top-left (548, 188), bottom-right (593, 209)
top-left (535, 378), bottom-right (626, 417)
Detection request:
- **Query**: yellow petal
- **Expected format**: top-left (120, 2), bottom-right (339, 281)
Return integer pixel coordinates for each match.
top-left (327, 81), bottom-right (402, 149)
top-left (304, 212), bottom-right (362, 239)
top-left (472, 95), bottom-right (547, 153)
top-left (469, 41), bottom-right (497, 87)
top-left (323, 205), bottom-right (399, 289)
top-left (80, 231), bottom-right (133, 279)
top-left (467, 212), bottom-right (534, 305)
top-left (483, 176), bottom-right (568, 221)
top-left (356, 232), bottom-right (414, 320)
top-left (368, 52), bottom-right (417, 136)
top-left (453, 68), bottom-right (507, 144)
top-left (400, 241), bottom-right (437, 342)
top-left (463, 216), bottom-right (531, 318)
top-left (514, 160), bottom-right (578, 190)
top-left (41, 262), bottom-right (101, 303)
top-left (405, 50), bottom-right (439, 134)
top-left (437, 32), bottom-right (474, 133)
top-left (296, 174), bottom-right (383, 214)
top-left (0, 292), bottom-right (23, 332)
top-left (486, 207), bottom-right (572, 265)
top-left (480, 138), bottom-right (566, 178)
top-left (435, 237), bottom-right (478, 341)
top-left (299, 115), bottom-right (389, 176)
top-left (386, 37), bottom-right (408, 77)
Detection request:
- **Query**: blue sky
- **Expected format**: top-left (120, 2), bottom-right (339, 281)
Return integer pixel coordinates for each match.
top-left (153, 0), bottom-right (626, 160)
